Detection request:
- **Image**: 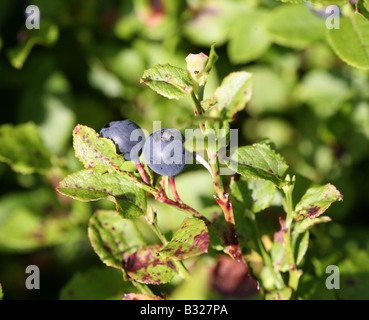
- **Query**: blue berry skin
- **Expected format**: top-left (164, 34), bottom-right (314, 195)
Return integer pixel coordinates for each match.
top-left (100, 120), bottom-right (145, 162)
top-left (143, 128), bottom-right (191, 177)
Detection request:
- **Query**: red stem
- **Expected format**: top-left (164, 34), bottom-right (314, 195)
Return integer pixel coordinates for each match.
top-left (214, 194), bottom-right (244, 263)
top-left (169, 176), bottom-right (182, 204)
top-left (135, 162), bottom-right (150, 185)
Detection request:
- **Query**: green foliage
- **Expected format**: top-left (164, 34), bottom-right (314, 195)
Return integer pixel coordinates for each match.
top-left (326, 13), bottom-right (369, 70)
top-left (1, 0), bottom-right (367, 301)
top-left (0, 123), bottom-right (51, 174)
top-left (60, 267), bottom-right (136, 300)
top-left (227, 143), bottom-right (289, 187)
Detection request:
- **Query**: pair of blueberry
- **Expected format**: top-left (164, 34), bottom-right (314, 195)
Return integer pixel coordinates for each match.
top-left (100, 120), bottom-right (190, 177)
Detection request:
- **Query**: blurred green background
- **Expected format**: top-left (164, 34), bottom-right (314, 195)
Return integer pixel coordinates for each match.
top-left (1, 0), bottom-right (369, 299)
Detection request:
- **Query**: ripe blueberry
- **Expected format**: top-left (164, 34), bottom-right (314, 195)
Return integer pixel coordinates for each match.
top-left (100, 120), bottom-right (145, 163)
top-left (143, 128), bottom-right (191, 177)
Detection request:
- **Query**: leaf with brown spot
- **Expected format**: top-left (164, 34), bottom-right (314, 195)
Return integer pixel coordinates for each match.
top-left (124, 244), bottom-right (177, 284)
top-left (159, 217), bottom-right (209, 261)
top-left (73, 124), bottom-right (133, 173)
top-left (294, 183), bottom-right (343, 221)
top-left (57, 169), bottom-right (146, 219)
top-left (88, 210), bottom-right (145, 275)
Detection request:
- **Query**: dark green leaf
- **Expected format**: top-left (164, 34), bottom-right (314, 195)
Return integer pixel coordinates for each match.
top-left (0, 122), bottom-right (51, 174)
top-left (230, 177), bottom-right (276, 213)
top-left (7, 22), bottom-right (58, 69)
top-left (227, 143), bottom-right (289, 188)
top-left (159, 217), bottom-right (209, 260)
top-left (357, 0), bottom-right (369, 22)
top-left (294, 183), bottom-right (343, 221)
top-left (57, 170), bottom-right (146, 219)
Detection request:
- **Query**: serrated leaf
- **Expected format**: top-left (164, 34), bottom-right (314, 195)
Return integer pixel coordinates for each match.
top-left (57, 170), bottom-right (146, 219)
top-left (0, 122), bottom-right (51, 174)
top-left (59, 267), bottom-right (135, 300)
top-left (122, 293), bottom-right (164, 300)
top-left (140, 64), bottom-right (194, 99)
top-left (294, 183), bottom-right (343, 221)
top-left (73, 124), bottom-right (128, 172)
top-left (267, 4), bottom-right (325, 49)
top-left (357, 0), bottom-right (369, 22)
top-left (266, 287), bottom-right (292, 300)
top-left (228, 11), bottom-right (271, 64)
top-left (326, 14), bottom-right (369, 70)
top-left (230, 177), bottom-right (276, 213)
top-left (88, 210), bottom-right (145, 272)
top-left (293, 216), bottom-right (332, 234)
top-left (227, 143), bottom-right (289, 188)
top-left (215, 71), bottom-right (253, 119)
top-left (159, 217), bottom-right (209, 261)
top-left (124, 244), bottom-right (177, 284)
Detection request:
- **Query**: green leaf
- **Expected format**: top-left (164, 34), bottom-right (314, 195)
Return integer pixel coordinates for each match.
top-left (88, 210), bottom-right (145, 272)
top-left (59, 267), bottom-right (135, 300)
top-left (125, 244), bottom-right (178, 284)
top-left (357, 0), bottom-right (369, 22)
top-left (326, 14), bottom-right (369, 70)
top-left (296, 70), bottom-right (350, 118)
top-left (7, 22), bottom-right (58, 69)
top-left (0, 122), bottom-right (51, 174)
top-left (265, 287), bottom-right (292, 300)
top-left (140, 64), bottom-right (194, 99)
top-left (292, 230), bottom-right (310, 265)
top-left (0, 189), bottom-right (76, 252)
top-left (122, 293), bottom-right (164, 300)
top-left (57, 170), bottom-right (146, 219)
top-left (270, 241), bottom-right (288, 272)
top-left (159, 217), bottom-right (209, 261)
top-left (228, 11), bottom-right (271, 64)
top-left (215, 71), bottom-right (253, 119)
top-left (230, 177), bottom-right (276, 213)
top-left (267, 4), bottom-right (325, 49)
top-left (0, 283), bottom-right (3, 300)
top-left (227, 143), bottom-right (289, 188)
top-left (293, 216), bottom-right (332, 234)
top-left (294, 183), bottom-right (343, 221)
top-left (201, 96), bottom-right (218, 111)
top-left (73, 124), bottom-right (128, 172)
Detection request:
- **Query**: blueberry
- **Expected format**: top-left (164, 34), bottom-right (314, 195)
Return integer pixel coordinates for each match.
top-left (143, 128), bottom-right (191, 176)
top-left (100, 120), bottom-right (145, 163)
